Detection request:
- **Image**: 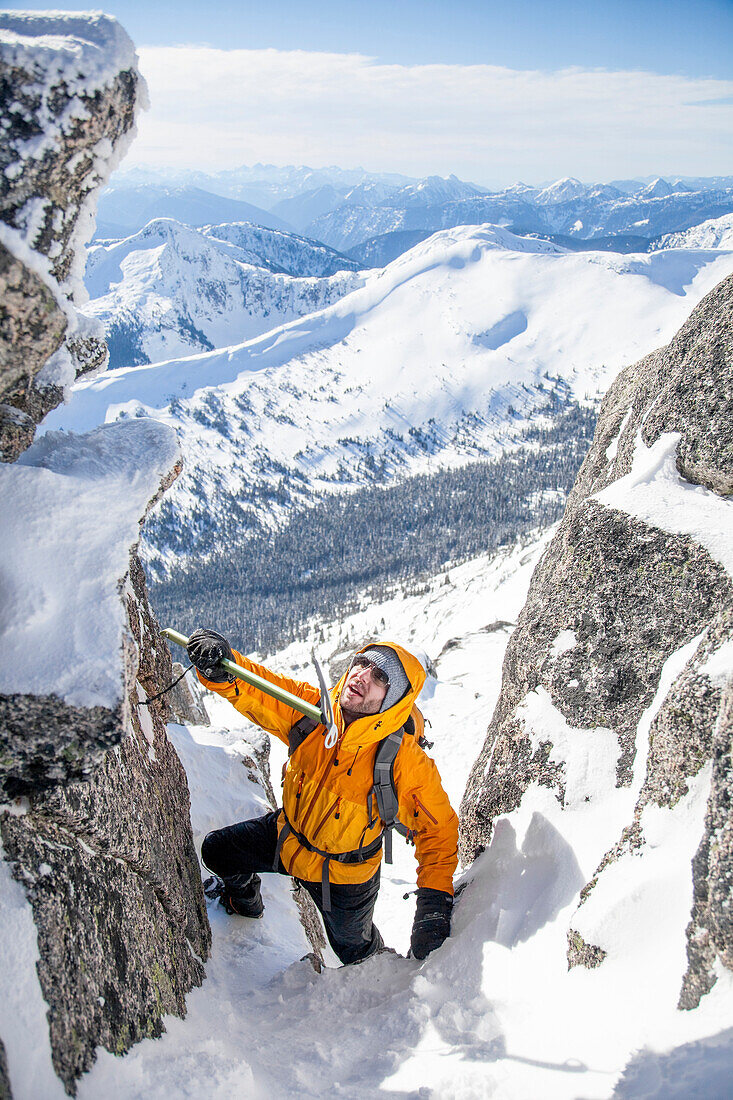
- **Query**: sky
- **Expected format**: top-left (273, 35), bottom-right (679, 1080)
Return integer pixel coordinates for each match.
top-left (5, 0), bottom-right (733, 185)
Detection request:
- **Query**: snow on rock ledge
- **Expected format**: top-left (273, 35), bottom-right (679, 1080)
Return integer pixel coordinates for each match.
top-left (461, 272), bottom-right (733, 1009)
top-left (0, 411), bottom-right (212, 1093)
top-left (0, 12), bottom-right (144, 461)
top-left (0, 418), bottom-right (180, 794)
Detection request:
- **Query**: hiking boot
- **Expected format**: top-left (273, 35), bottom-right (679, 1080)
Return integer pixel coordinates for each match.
top-left (203, 873), bottom-right (264, 918)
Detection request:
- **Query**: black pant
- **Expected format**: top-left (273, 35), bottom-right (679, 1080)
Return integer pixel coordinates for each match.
top-left (201, 810), bottom-right (384, 965)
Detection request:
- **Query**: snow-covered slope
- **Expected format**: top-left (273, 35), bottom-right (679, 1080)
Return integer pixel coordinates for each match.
top-left (0, 419), bottom-right (179, 708)
top-left (201, 222), bottom-right (361, 276)
top-left (70, 525), bottom-right (733, 1099)
top-left (652, 213), bottom-right (733, 251)
top-left (83, 218), bottom-right (365, 366)
top-left (46, 224), bottom-right (733, 577)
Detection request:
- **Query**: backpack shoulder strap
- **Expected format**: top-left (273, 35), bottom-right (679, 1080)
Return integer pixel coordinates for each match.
top-left (372, 723), bottom-right (418, 863)
top-left (288, 714), bottom-right (320, 756)
top-left (372, 728), bottom-right (405, 829)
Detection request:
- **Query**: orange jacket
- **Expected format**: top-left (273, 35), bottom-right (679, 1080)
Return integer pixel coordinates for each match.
top-left (197, 640), bottom-right (458, 895)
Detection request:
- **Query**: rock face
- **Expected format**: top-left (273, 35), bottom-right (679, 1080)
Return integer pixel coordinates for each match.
top-left (0, 12), bottom-right (140, 461)
top-left (169, 663), bottom-right (211, 727)
top-left (461, 273), bottom-right (733, 1008)
top-left (0, 554), bottom-right (210, 1092)
top-left (0, 241), bottom-right (67, 460)
top-left (0, 15), bottom-right (212, 1096)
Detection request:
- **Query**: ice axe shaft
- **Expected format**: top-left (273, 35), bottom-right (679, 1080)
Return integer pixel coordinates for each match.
top-left (161, 627), bottom-right (324, 725)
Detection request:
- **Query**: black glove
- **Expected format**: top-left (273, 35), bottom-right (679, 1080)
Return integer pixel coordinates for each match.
top-left (410, 887), bottom-right (453, 960)
top-left (187, 628), bottom-right (234, 683)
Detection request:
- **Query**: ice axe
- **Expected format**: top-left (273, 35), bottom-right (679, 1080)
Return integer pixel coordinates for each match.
top-left (160, 628), bottom-right (339, 748)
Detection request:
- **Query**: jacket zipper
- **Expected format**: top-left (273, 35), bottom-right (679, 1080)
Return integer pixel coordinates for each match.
top-left (298, 757), bottom-right (333, 833)
top-left (297, 729), bottom-right (343, 833)
top-left (413, 795), bottom-right (438, 825)
top-left (310, 795), bottom-right (341, 844)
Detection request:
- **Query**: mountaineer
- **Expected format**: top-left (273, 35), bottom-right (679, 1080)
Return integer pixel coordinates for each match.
top-left (187, 629), bottom-right (459, 966)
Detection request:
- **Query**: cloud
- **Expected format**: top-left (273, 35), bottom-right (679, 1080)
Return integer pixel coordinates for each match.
top-left (132, 46), bottom-right (733, 183)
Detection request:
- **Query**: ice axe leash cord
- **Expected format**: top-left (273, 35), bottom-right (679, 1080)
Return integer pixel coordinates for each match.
top-left (160, 628), bottom-right (338, 746)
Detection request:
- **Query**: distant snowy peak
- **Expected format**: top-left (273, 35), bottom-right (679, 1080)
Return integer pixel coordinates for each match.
top-left (652, 213), bottom-right (733, 251)
top-left (309, 179), bottom-right (733, 254)
top-left (83, 217), bottom-right (365, 367)
top-left (343, 181), bottom-right (401, 208)
top-left (86, 218), bottom-right (209, 297)
top-left (109, 164), bottom-right (417, 215)
top-left (640, 177), bottom-right (675, 199)
top-left (536, 177), bottom-right (587, 205)
top-left (399, 174), bottom-right (490, 205)
top-left (341, 174), bottom-right (489, 211)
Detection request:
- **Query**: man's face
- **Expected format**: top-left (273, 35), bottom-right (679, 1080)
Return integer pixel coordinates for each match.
top-left (340, 656), bottom-right (389, 716)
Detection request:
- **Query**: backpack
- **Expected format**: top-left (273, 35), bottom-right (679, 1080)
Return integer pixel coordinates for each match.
top-left (286, 709), bottom-right (433, 865)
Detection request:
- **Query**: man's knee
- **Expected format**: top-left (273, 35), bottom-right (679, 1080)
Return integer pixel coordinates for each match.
top-left (201, 829), bottom-right (225, 875)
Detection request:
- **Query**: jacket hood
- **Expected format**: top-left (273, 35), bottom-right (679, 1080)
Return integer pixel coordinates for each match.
top-left (332, 639), bottom-right (426, 748)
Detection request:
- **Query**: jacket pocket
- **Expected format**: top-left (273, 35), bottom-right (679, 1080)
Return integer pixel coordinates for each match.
top-left (413, 794), bottom-right (438, 825)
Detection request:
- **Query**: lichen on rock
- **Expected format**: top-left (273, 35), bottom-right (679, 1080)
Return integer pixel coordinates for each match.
top-left (567, 929), bottom-right (607, 970)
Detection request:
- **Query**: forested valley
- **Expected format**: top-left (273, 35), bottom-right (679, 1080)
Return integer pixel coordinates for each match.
top-left (149, 401), bottom-right (597, 654)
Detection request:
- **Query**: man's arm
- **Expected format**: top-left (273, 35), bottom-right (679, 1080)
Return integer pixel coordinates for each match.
top-left (395, 744), bottom-right (459, 894)
top-left (395, 741), bottom-right (459, 958)
top-left (190, 630), bottom-right (320, 744)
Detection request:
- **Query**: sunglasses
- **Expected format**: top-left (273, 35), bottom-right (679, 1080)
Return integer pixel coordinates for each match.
top-left (352, 655), bottom-right (390, 686)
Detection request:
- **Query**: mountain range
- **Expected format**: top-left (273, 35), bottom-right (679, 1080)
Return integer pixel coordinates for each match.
top-left (58, 222), bottom-right (733, 586)
top-left (308, 177), bottom-right (733, 254)
top-left (99, 170), bottom-right (733, 262)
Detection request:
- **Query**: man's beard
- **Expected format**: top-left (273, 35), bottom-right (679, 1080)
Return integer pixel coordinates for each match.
top-left (340, 693), bottom-right (380, 722)
top-left (341, 701), bottom-right (376, 722)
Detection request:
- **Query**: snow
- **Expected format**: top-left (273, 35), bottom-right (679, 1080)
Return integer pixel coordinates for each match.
top-left (0, 12), bottom-right (136, 93)
top-left (42, 523), bottom-right (727, 1098)
top-left (82, 217), bottom-right (364, 364)
top-left (0, 220), bottom-right (76, 320)
top-left (700, 640), bottom-right (733, 687)
top-left (550, 629), bottom-right (577, 658)
top-left (0, 9), bottom-right (142, 245)
top-left (536, 178), bottom-right (588, 205)
top-left (653, 213), bottom-right (733, 252)
top-left (594, 431), bottom-right (733, 578)
top-left (605, 407), bottom-right (632, 463)
top-left (517, 687), bottom-right (619, 807)
top-left (573, 764), bottom-right (711, 968)
top-left (0, 845), bottom-right (64, 1100)
top-left (0, 418), bottom-right (179, 707)
top-left (39, 223), bottom-right (733, 576)
top-left (0, 10), bottom-right (146, 396)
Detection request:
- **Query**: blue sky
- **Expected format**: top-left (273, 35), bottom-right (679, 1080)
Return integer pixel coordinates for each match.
top-left (6, 0), bottom-right (732, 77)
top-left (5, 1), bottom-right (732, 183)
